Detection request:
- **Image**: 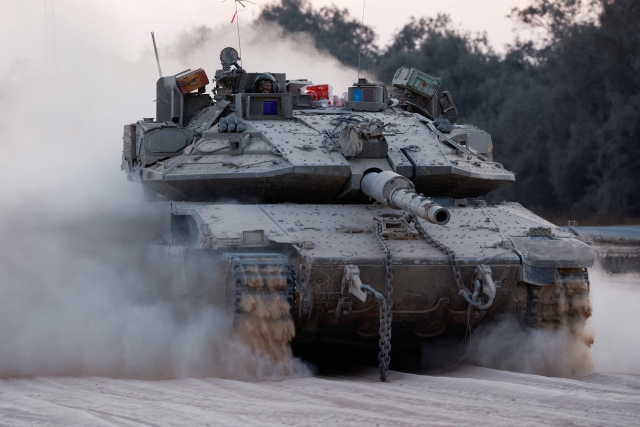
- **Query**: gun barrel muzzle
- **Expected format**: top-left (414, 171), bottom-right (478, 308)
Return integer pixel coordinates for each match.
top-left (361, 171), bottom-right (450, 225)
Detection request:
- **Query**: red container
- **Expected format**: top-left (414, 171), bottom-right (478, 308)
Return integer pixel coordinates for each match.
top-left (301, 84), bottom-right (330, 101)
top-left (176, 68), bottom-right (209, 94)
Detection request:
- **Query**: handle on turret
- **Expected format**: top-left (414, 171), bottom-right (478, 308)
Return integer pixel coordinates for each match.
top-left (361, 171), bottom-right (450, 225)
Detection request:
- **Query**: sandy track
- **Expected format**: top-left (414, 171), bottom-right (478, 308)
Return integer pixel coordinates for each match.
top-left (1, 366), bottom-right (639, 426)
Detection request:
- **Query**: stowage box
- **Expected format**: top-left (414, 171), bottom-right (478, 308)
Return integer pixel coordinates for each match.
top-left (392, 67), bottom-right (440, 99)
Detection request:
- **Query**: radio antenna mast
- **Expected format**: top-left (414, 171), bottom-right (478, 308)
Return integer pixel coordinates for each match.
top-left (234, 1), bottom-right (243, 67)
top-left (151, 32), bottom-right (163, 78)
top-left (357, 0), bottom-right (366, 80)
top-left (227, 0), bottom-right (255, 68)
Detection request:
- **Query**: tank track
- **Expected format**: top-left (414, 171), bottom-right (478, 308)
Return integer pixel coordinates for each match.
top-left (525, 268), bottom-right (592, 334)
top-left (226, 253), bottom-right (295, 315)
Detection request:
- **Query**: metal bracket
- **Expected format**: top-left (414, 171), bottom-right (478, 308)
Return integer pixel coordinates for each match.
top-left (298, 240), bottom-right (315, 249)
top-left (342, 265), bottom-right (367, 302)
top-left (228, 133), bottom-right (251, 155)
top-left (335, 296), bottom-right (353, 318)
top-left (373, 213), bottom-right (418, 240)
top-left (473, 264), bottom-right (496, 299)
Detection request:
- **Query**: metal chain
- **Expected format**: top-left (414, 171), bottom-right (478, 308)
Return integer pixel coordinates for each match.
top-left (409, 215), bottom-right (491, 309)
top-left (374, 223), bottom-right (393, 381)
top-left (409, 216), bottom-right (465, 292)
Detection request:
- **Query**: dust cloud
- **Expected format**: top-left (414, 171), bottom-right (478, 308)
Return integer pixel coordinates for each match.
top-left (234, 294), bottom-right (300, 380)
top-left (468, 317), bottom-right (594, 379)
top-left (466, 267), bottom-right (640, 378)
top-left (0, 15), bottom-right (365, 380)
top-left (0, 203), bottom-right (311, 380)
top-left (466, 274), bottom-right (596, 379)
top-left (589, 268), bottom-right (640, 374)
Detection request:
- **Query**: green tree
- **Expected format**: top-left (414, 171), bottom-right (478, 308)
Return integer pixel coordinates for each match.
top-left (258, 0), bottom-right (640, 221)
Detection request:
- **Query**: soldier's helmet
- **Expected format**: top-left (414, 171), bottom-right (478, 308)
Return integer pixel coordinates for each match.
top-left (253, 73), bottom-right (279, 94)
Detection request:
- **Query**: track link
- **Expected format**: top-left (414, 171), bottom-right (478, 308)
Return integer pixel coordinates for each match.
top-left (226, 253), bottom-right (295, 314)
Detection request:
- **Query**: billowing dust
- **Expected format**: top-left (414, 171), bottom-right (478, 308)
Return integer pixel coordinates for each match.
top-left (233, 263), bottom-right (297, 378)
top-left (589, 268), bottom-right (640, 374)
top-left (468, 318), bottom-right (594, 379)
top-left (0, 9), bottom-right (358, 382)
top-left (236, 294), bottom-right (297, 377)
top-left (242, 265), bottom-right (287, 291)
top-left (537, 274), bottom-right (594, 346)
top-left (0, 207), bottom-right (309, 382)
top-left (467, 274), bottom-right (594, 379)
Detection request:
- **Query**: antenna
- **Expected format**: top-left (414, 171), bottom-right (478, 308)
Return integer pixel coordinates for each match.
top-left (226, 0), bottom-right (255, 68)
top-left (357, 0), bottom-right (366, 79)
top-left (233, 1), bottom-right (242, 67)
top-left (151, 32), bottom-right (163, 78)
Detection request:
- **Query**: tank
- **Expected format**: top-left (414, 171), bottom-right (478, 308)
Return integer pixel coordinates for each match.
top-left (121, 48), bottom-right (594, 381)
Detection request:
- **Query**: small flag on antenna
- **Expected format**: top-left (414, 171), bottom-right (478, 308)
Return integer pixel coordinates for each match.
top-left (226, 0), bottom-right (253, 23)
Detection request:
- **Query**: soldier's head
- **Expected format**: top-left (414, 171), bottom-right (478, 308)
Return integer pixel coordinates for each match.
top-left (253, 73), bottom-right (279, 94)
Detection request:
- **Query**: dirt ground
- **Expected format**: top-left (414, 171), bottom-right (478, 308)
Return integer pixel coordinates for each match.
top-left (1, 366), bottom-right (639, 426)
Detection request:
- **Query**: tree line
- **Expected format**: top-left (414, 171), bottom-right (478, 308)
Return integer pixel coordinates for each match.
top-left (258, 0), bottom-right (640, 223)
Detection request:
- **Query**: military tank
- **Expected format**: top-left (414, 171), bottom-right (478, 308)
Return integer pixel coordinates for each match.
top-left (122, 47), bottom-right (594, 381)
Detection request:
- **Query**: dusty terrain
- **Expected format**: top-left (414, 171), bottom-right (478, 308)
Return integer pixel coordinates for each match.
top-left (1, 366), bottom-right (639, 426)
top-left (1, 267), bottom-right (639, 427)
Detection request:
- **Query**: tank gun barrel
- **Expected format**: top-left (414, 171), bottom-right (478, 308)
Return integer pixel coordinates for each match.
top-left (361, 171), bottom-right (450, 225)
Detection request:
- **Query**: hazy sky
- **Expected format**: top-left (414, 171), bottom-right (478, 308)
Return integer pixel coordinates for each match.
top-left (2, 0), bottom-right (534, 76)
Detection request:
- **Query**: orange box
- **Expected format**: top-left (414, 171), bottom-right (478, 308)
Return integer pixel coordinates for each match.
top-left (176, 68), bottom-right (209, 94)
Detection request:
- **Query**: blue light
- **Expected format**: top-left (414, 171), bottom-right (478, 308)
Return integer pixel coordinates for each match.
top-left (353, 89), bottom-right (363, 102)
top-left (263, 100), bottom-right (279, 115)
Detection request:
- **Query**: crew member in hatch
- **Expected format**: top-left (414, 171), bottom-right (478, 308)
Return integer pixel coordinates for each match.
top-left (253, 73), bottom-right (279, 94)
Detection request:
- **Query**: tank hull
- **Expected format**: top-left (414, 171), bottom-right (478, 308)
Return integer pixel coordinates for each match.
top-left (162, 201), bottom-right (594, 348)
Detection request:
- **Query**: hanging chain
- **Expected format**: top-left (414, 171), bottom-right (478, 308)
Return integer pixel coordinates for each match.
top-left (409, 215), bottom-right (491, 310)
top-left (374, 223), bottom-right (393, 381)
top-left (409, 216), bottom-right (465, 293)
